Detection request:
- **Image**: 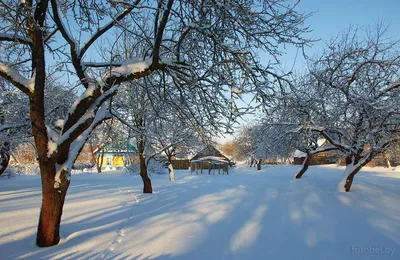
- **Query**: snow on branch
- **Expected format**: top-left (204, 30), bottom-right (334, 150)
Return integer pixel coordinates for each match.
top-left (82, 61), bottom-right (123, 68)
top-left (378, 79), bottom-right (400, 97)
top-left (54, 105), bottom-right (111, 188)
top-left (0, 33), bottom-right (32, 45)
top-left (101, 58), bottom-right (153, 81)
top-left (309, 143), bottom-right (338, 155)
top-left (0, 62), bottom-right (35, 95)
top-left (54, 87), bottom-right (118, 154)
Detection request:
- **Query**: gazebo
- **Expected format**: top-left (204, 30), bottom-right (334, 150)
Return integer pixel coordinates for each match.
top-left (190, 156), bottom-right (229, 175)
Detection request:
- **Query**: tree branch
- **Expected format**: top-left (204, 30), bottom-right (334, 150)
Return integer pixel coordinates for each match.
top-left (0, 62), bottom-right (34, 96)
top-left (0, 33), bottom-right (32, 46)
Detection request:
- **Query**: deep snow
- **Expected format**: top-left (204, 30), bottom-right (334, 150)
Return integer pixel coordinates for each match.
top-left (1, 164), bottom-right (400, 259)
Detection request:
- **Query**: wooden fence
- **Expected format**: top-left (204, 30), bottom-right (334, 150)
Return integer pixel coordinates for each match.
top-left (171, 159), bottom-right (190, 169)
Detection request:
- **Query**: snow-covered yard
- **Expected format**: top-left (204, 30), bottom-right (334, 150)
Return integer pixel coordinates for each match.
top-left (1, 164), bottom-right (400, 259)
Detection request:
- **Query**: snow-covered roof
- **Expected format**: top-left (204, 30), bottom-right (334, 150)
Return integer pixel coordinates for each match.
top-left (317, 138), bottom-right (327, 147)
top-left (188, 146), bottom-right (233, 161)
top-left (215, 147), bottom-right (233, 160)
top-left (94, 143), bottom-right (137, 154)
top-left (292, 139), bottom-right (328, 158)
top-left (191, 156), bottom-right (229, 164)
top-left (292, 150), bottom-right (306, 158)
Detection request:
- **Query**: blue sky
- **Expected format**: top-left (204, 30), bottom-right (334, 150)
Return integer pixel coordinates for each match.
top-left (219, 0), bottom-right (400, 143)
top-left (279, 0), bottom-right (400, 71)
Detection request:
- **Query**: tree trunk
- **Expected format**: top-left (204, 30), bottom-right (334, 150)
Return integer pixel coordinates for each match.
top-left (0, 112), bottom-right (11, 175)
top-left (341, 155), bottom-right (373, 192)
top-left (96, 148), bottom-right (105, 173)
top-left (0, 141), bottom-right (10, 176)
top-left (383, 153), bottom-right (391, 168)
top-left (295, 155), bottom-right (310, 179)
top-left (36, 165), bottom-right (70, 247)
top-left (343, 164), bottom-right (362, 192)
top-left (257, 160), bottom-right (261, 170)
top-left (345, 155), bottom-right (352, 166)
top-left (168, 154), bottom-right (175, 181)
top-left (139, 155), bottom-right (152, 193)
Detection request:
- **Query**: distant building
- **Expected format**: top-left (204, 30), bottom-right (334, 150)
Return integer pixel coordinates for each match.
top-left (292, 139), bottom-right (340, 165)
top-left (189, 146), bottom-right (233, 163)
top-left (292, 139), bottom-right (399, 167)
top-left (189, 146), bottom-right (233, 175)
top-left (95, 143), bottom-right (137, 170)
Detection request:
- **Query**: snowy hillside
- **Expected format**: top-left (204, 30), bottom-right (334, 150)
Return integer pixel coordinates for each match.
top-left (1, 164), bottom-right (399, 259)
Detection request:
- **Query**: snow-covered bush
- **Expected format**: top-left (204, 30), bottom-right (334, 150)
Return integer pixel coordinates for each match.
top-left (125, 160), bottom-right (167, 176)
top-left (71, 163), bottom-right (96, 174)
top-left (2, 164), bottom-right (40, 176)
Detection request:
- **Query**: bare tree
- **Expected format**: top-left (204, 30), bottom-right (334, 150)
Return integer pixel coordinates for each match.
top-left (301, 26), bottom-right (400, 191)
top-left (0, 0), bottom-right (311, 247)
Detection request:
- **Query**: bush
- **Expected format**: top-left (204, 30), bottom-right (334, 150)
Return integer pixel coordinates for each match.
top-left (72, 162), bottom-right (96, 173)
top-left (2, 164), bottom-right (40, 176)
top-left (125, 159), bottom-right (167, 175)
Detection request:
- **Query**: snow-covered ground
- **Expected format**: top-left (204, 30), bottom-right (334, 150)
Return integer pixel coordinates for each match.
top-left (1, 164), bottom-right (400, 259)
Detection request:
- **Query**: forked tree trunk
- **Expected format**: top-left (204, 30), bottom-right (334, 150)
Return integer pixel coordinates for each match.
top-left (37, 166), bottom-right (70, 246)
top-left (342, 164), bottom-right (362, 192)
top-left (341, 155), bottom-right (373, 192)
top-left (257, 160), bottom-right (262, 170)
top-left (295, 155), bottom-right (310, 179)
top-left (139, 155), bottom-right (152, 193)
top-left (0, 141), bottom-right (10, 176)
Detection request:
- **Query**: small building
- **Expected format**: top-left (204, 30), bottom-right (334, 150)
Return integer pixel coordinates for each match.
top-left (191, 156), bottom-right (229, 175)
top-left (95, 143), bottom-right (137, 170)
top-left (293, 140), bottom-right (399, 167)
top-left (292, 140), bottom-right (340, 165)
top-left (189, 146), bottom-right (232, 175)
top-left (190, 146), bottom-right (233, 164)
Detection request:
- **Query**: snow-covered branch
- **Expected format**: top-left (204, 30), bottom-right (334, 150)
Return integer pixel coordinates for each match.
top-left (0, 62), bottom-right (35, 95)
top-left (0, 33), bottom-right (32, 45)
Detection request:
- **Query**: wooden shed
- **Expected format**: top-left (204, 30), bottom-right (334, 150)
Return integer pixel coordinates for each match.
top-left (189, 146), bottom-right (233, 165)
top-left (292, 140), bottom-right (340, 165)
top-left (190, 156), bottom-right (229, 175)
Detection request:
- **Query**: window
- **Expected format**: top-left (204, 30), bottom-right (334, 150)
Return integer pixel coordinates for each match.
top-left (106, 158), bottom-right (112, 166)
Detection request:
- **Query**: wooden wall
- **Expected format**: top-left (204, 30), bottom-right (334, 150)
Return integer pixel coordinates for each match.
top-left (171, 159), bottom-right (190, 169)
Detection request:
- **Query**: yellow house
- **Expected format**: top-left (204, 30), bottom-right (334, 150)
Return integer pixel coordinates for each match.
top-left (96, 143), bottom-right (137, 170)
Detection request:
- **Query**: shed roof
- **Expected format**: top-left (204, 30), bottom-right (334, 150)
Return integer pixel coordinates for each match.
top-left (191, 156), bottom-right (229, 163)
top-left (189, 146), bottom-right (232, 161)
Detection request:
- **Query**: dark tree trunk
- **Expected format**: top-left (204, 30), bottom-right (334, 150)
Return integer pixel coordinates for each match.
top-left (257, 160), bottom-right (261, 170)
top-left (29, 2), bottom-right (71, 246)
top-left (342, 155), bottom-right (373, 192)
top-left (345, 155), bottom-right (353, 166)
top-left (343, 165), bottom-right (362, 192)
top-left (0, 141), bottom-right (10, 176)
top-left (36, 166), bottom-right (69, 246)
top-left (250, 159), bottom-right (254, 167)
top-left (139, 155), bottom-right (152, 193)
top-left (0, 107), bottom-right (11, 175)
top-left (295, 155), bottom-right (310, 179)
top-left (137, 135), bottom-right (153, 193)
